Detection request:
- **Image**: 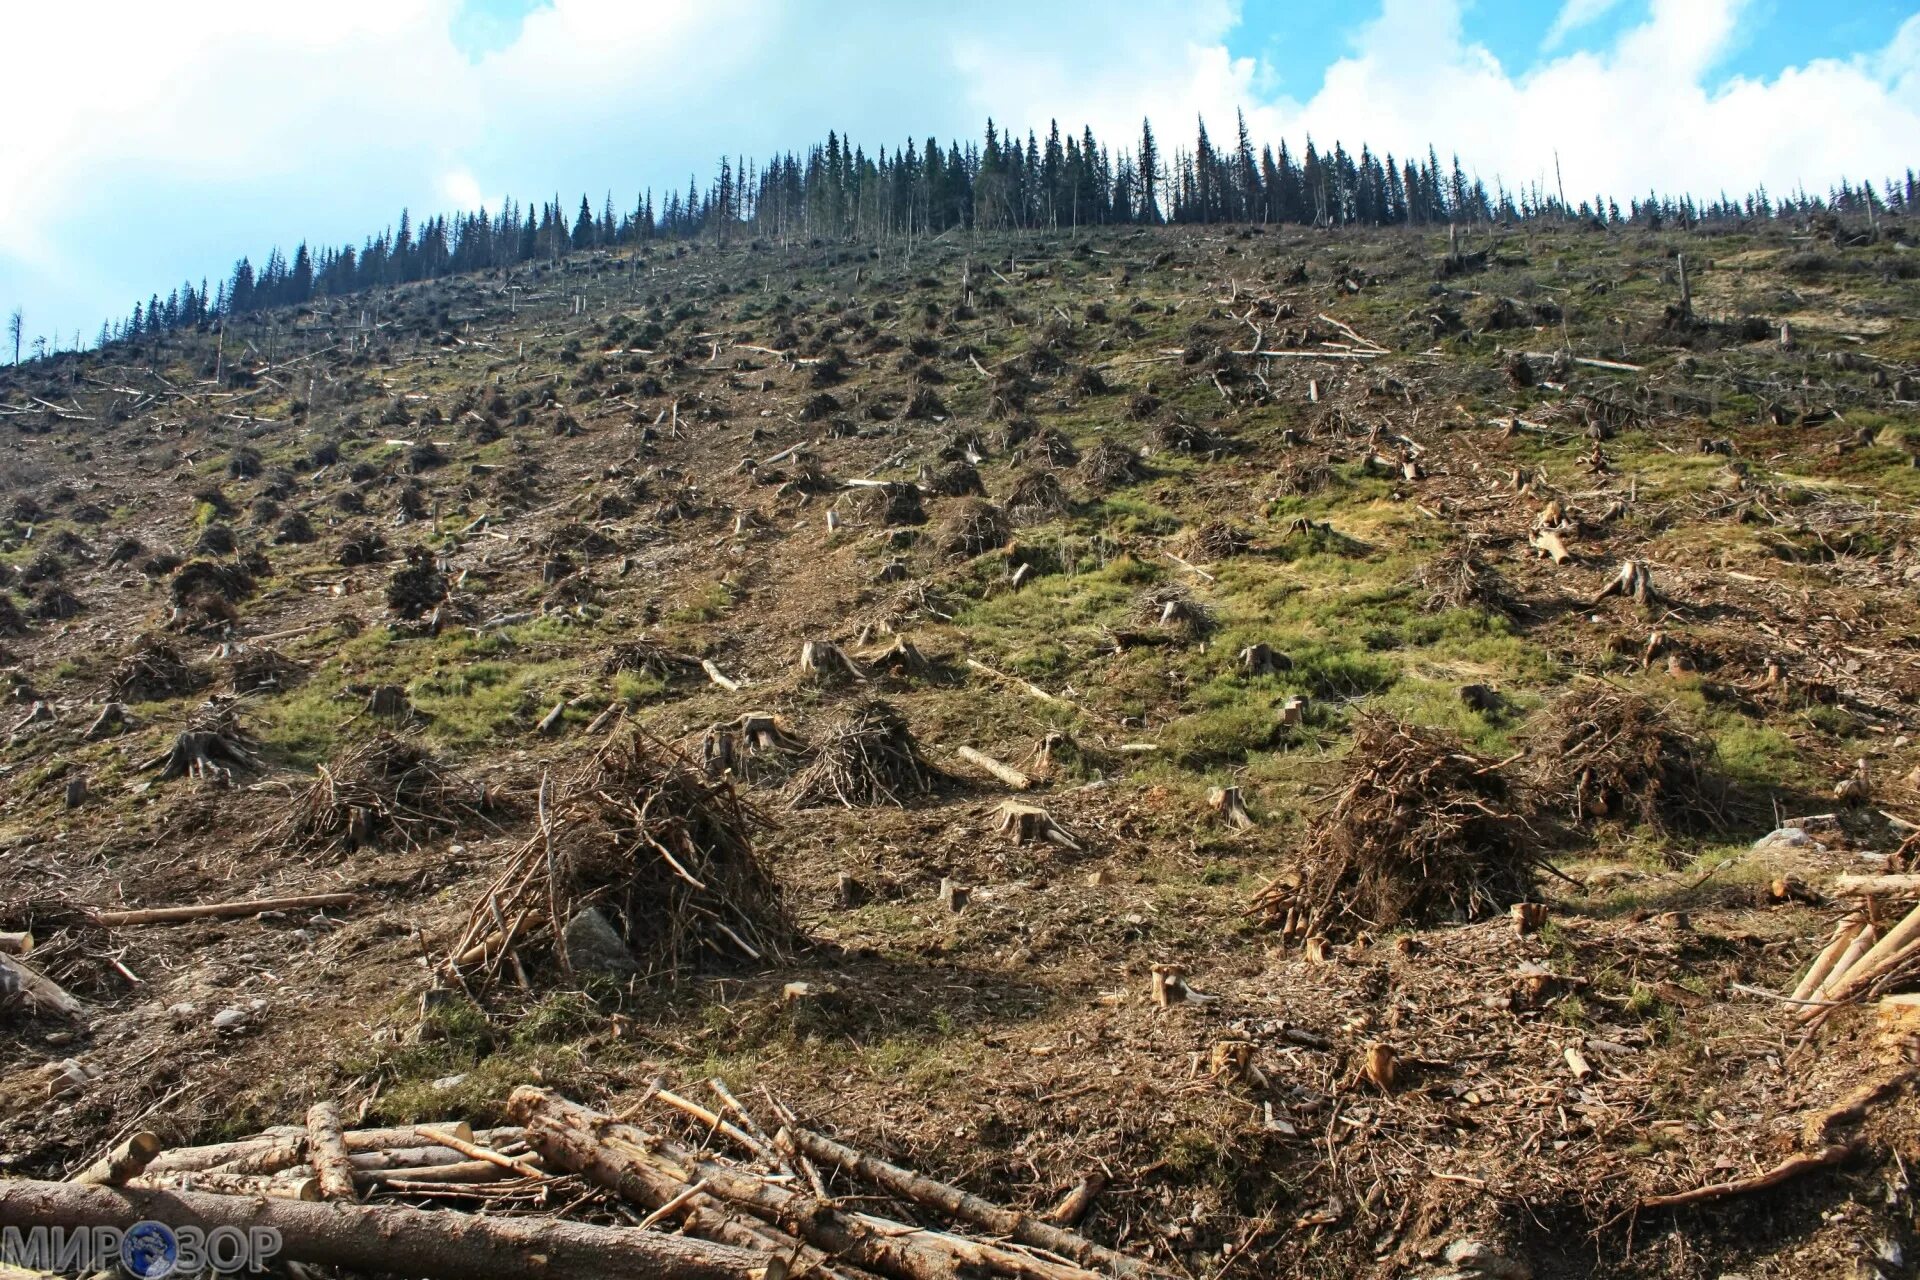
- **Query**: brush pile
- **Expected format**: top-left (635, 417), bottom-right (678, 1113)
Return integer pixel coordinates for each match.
top-left (1006, 468), bottom-right (1070, 524)
top-left (1415, 537), bottom-right (1509, 613)
top-left (271, 734), bottom-right (492, 855)
top-left (840, 482), bottom-right (925, 526)
top-left (1171, 520), bottom-right (1250, 562)
top-left (601, 638), bottom-right (703, 682)
top-left (787, 699), bottom-right (936, 809)
top-left (444, 732), bottom-right (795, 987)
top-left (1077, 441), bottom-right (1144, 491)
top-left (1527, 686), bottom-right (1720, 835)
top-left (1134, 584), bottom-right (1214, 638)
top-left (1256, 717), bottom-right (1535, 936)
top-left (108, 637), bottom-right (202, 702)
top-left (935, 499), bottom-right (1009, 558)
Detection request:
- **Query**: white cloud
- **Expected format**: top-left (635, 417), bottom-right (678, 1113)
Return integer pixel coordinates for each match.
top-left (3, 0), bottom-right (1918, 345)
top-left (1543, 0), bottom-right (1626, 52)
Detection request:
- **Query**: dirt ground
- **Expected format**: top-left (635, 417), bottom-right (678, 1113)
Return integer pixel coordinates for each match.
top-left (3, 214), bottom-right (1919, 1277)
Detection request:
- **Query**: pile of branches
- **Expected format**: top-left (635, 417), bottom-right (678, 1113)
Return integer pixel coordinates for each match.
top-left (935, 499), bottom-right (1009, 559)
top-left (386, 552), bottom-right (448, 621)
top-left (1077, 441), bottom-right (1144, 491)
top-left (169, 559), bottom-right (256, 606)
top-left (1527, 686), bottom-right (1723, 835)
top-left (922, 460), bottom-right (986, 497)
top-left (840, 482), bottom-right (925, 526)
top-left (1171, 520), bottom-right (1250, 562)
top-left (444, 732), bottom-right (797, 987)
top-left (1258, 716), bottom-right (1536, 936)
top-left (108, 638), bottom-right (202, 702)
top-left (1415, 537), bottom-right (1509, 614)
top-left (230, 647), bottom-right (306, 694)
top-left (601, 638), bottom-right (703, 682)
top-left (1134, 584), bottom-right (1214, 638)
top-left (271, 733), bottom-right (493, 855)
top-left (787, 699), bottom-right (937, 809)
top-left (1006, 469), bottom-right (1070, 525)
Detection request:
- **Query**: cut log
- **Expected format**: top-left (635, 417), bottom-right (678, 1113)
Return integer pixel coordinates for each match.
top-left (1820, 901), bottom-right (1920, 1004)
top-left (1528, 528), bottom-right (1572, 565)
top-left (306, 1102), bottom-right (358, 1202)
top-left (93, 892), bottom-right (356, 927)
top-left (1045, 1174), bottom-right (1105, 1228)
top-left (509, 1089), bottom-right (875, 1278)
top-left (1832, 875), bottom-right (1920, 899)
top-left (131, 1171), bottom-right (323, 1200)
top-left (955, 746), bottom-right (1032, 791)
top-left (70, 1133), bottom-right (163, 1187)
top-left (0, 1179), bottom-right (770, 1280)
top-left (513, 1088), bottom-right (1104, 1280)
top-left (702, 659), bottom-right (741, 693)
top-left (1791, 915), bottom-right (1865, 1003)
top-left (779, 1125), bottom-right (1161, 1279)
top-left (0, 953), bottom-right (82, 1016)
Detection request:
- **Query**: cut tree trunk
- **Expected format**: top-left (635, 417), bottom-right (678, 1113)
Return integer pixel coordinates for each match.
top-left (1207, 786), bottom-right (1254, 830)
top-left (0, 953), bottom-right (82, 1016)
top-left (993, 801), bottom-right (1084, 853)
top-left (0, 1180), bottom-right (770, 1280)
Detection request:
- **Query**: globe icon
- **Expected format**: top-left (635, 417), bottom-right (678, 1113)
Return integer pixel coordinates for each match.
top-left (120, 1221), bottom-right (179, 1279)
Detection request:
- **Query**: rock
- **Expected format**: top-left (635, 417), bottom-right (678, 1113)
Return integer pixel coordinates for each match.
top-left (1434, 1238), bottom-right (1533, 1280)
top-left (561, 907), bottom-right (637, 976)
top-left (431, 1073), bottom-right (468, 1092)
top-left (1752, 827), bottom-right (1816, 851)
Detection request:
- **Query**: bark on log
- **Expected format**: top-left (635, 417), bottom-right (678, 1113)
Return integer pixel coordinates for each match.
top-left (514, 1088), bottom-right (1104, 1280)
top-left (93, 893), bottom-right (356, 927)
top-left (955, 746), bottom-right (1033, 791)
top-left (508, 1091), bottom-right (842, 1274)
top-left (306, 1102), bottom-right (358, 1202)
top-left (0, 954), bottom-right (82, 1016)
top-left (70, 1132), bottom-right (163, 1187)
top-left (1833, 874), bottom-right (1920, 899)
top-left (1822, 901), bottom-right (1920, 1004)
top-left (130, 1171), bottom-right (322, 1200)
top-left (0, 1179), bottom-right (770, 1280)
top-left (779, 1125), bottom-right (1160, 1279)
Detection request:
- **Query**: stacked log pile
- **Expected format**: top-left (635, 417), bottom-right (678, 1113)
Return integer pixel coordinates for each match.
top-left (0, 1087), bottom-right (1163, 1280)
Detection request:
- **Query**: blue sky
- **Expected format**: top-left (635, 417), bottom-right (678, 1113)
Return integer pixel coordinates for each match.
top-left (4, 0), bottom-right (1917, 353)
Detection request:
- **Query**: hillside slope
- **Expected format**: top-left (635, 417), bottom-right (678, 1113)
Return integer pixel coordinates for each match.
top-left (4, 218), bottom-right (1920, 1277)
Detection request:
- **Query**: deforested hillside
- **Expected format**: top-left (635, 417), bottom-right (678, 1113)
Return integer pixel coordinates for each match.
top-left (3, 209), bottom-right (1920, 1278)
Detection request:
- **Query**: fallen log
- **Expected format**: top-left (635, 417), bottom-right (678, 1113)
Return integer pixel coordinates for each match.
top-left (0, 953), bottom-right (82, 1016)
top-left (779, 1124), bottom-right (1161, 1279)
top-left (70, 1133), bottom-right (163, 1187)
top-left (131, 1171), bottom-right (322, 1200)
top-left (514, 1088), bottom-right (1103, 1280)
top-left (92, 893), bottom-right (356, 927)
top-left (1790, 915), bottom-right (1865, 1003)
top-left (306, 1102), bottom-right (358, 1202)
top-left (0, 1179), bottom-right (771, 1280)
top-left (1818, 900), bottom-right (1920, 1006)
top-left (1637, 1143), bottom-right (1857, 1211)
top-left (1832, 874), bottom-right (1920, 899)
top-left (955, 746), bottom-right (1033, 791)
top-left (509, 1090), bottom-right (849, 1276)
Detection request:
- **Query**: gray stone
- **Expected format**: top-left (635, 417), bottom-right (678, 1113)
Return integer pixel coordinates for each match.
top-left (562, 907), bottom-right (638, 976)
top-left (1441, 1239), bottom-right (1533, 1280)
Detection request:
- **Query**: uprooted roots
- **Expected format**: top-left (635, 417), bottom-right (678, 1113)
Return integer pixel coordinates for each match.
top-left (1255, 716), bottom-right (1536, 936)
top-left (787, 699), bottom-right (937, 809)
top-left (1528, 686), bottom-right (1723, 839)
top-left (271, 733), bottom-right (494, 854)
top-left (444, 732), bottom-right (799, 988)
